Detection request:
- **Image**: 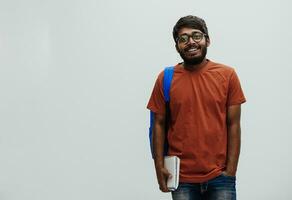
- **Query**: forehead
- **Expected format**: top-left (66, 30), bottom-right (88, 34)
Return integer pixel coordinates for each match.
top-left (178, 27), bottom-right (203, 36)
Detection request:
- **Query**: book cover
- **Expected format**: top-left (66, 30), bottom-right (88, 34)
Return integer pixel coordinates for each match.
top-left (164, 156), bottom-right (180, 191)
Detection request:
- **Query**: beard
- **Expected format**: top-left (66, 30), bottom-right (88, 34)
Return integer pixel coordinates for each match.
top-left (178, 44), bottom-right (208, 65)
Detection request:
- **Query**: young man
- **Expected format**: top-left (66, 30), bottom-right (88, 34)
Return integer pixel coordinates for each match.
top-left (147, 15), bottom-right (246, 200)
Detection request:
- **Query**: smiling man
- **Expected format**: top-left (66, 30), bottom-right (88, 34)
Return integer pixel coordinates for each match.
top-left (147, 16), bottom-right (246, 200)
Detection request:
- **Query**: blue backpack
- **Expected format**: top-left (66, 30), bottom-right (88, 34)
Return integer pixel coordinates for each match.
top-left (149, 66), bottom-right (175, 158)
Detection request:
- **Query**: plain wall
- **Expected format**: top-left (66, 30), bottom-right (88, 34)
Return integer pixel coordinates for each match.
top-left (0, 0), bottom-right (291, 199)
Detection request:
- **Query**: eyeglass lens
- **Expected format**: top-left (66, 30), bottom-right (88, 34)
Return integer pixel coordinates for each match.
top-left (178, 32), bottom-right (204, 44)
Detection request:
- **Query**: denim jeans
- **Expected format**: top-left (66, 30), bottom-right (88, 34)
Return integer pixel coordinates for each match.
top-left (172, 174), bottom-right (236, 200)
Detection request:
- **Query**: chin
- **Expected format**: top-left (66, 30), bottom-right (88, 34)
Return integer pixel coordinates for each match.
top-left (183, 54), bottom-right (205, 65)
top-left (180, 48), bottom-right (207, 65)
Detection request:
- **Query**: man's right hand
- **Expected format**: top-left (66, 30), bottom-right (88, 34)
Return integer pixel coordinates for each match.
top-left (155, 167), bottom-right (172, 192)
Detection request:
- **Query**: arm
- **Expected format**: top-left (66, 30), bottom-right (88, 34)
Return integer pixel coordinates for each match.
top-left (224, 104), bottom-right (242, 176)
top-left (153, 112), bottom-right (171, 192)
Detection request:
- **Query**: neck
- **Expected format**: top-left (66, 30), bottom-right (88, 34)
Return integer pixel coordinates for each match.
top-left (183, 58), bottom-right (208, 71)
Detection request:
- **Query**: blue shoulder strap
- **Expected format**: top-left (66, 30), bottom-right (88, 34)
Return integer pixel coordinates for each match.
top-left (163, 66), bottom-right (175, 102)
top-left (149, 66), bottom-right (174, 158)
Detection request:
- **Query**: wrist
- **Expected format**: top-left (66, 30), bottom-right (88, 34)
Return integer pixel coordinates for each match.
top-left (224, 169), bottom-right (236, 176)
top-left (154, 158), bottom-right (164, 169)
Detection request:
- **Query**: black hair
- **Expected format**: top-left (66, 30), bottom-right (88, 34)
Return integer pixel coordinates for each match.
top-left (173, 15), bottom-right (209, 44)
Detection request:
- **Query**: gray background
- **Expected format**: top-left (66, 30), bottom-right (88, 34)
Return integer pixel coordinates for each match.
top-left (0, 0), bottom-right (291, 199)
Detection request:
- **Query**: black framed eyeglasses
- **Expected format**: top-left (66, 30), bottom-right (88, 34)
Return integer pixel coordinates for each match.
top-left (176, 32), bottom-right (207, 44)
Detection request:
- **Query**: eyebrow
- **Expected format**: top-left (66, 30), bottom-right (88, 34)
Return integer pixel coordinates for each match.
top-left (179, 31), bottom-right (203, 36)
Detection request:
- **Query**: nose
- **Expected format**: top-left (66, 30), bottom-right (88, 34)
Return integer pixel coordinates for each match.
top-left (187, 37), bottom-right (196, 44)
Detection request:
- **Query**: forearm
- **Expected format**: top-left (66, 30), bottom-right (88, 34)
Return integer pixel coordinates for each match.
top-left (226, 123), bottom-right (241, 175)
top-left (153, 115), bottom-right (171, 192)
top-left (153, 121), bottom-right (166, 169)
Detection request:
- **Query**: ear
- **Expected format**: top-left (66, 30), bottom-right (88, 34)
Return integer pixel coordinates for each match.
top-left (206, 38), bottom-right (211, 47)
top-left (175, 44), bottom-right (179, 52)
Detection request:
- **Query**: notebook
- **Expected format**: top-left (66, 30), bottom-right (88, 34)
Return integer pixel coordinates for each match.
top-left (164, 156), bottom-right (180, 191)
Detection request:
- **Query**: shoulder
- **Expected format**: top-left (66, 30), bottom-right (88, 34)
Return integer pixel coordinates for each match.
top-left (156, 64), bottom-right (178, 81)
top-left (207, 60), bottom-right (235, 74)
top-left (205, 60), bottom-right (236, 81)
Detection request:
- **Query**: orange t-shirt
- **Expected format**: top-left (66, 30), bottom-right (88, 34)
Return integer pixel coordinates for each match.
top-left (147, 59), bottom-right (246, 183)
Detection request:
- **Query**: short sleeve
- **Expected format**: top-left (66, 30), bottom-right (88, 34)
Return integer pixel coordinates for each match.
top-left (147, 72), bottom-right (166, 114)
top-left (227, 69), bottom-right (246, 106)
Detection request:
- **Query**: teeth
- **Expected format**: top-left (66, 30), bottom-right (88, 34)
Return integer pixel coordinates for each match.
top-left (188, 48), bottom-right (198, 52)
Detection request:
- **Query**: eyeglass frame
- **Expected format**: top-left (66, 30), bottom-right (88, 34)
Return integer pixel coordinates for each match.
top-left (176, 31), bottom-right (208, 44)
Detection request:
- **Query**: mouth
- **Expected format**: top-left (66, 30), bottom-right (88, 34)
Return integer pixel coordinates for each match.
top-left (185, 47), bottom-right (200, 55)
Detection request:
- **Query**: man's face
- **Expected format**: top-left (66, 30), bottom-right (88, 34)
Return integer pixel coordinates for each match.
top-left (176, 27), bottom-right (210, 65)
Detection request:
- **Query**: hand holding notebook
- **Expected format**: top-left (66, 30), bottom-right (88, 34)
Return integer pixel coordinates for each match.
top-left (164, 156), bottom-right (180, 191)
